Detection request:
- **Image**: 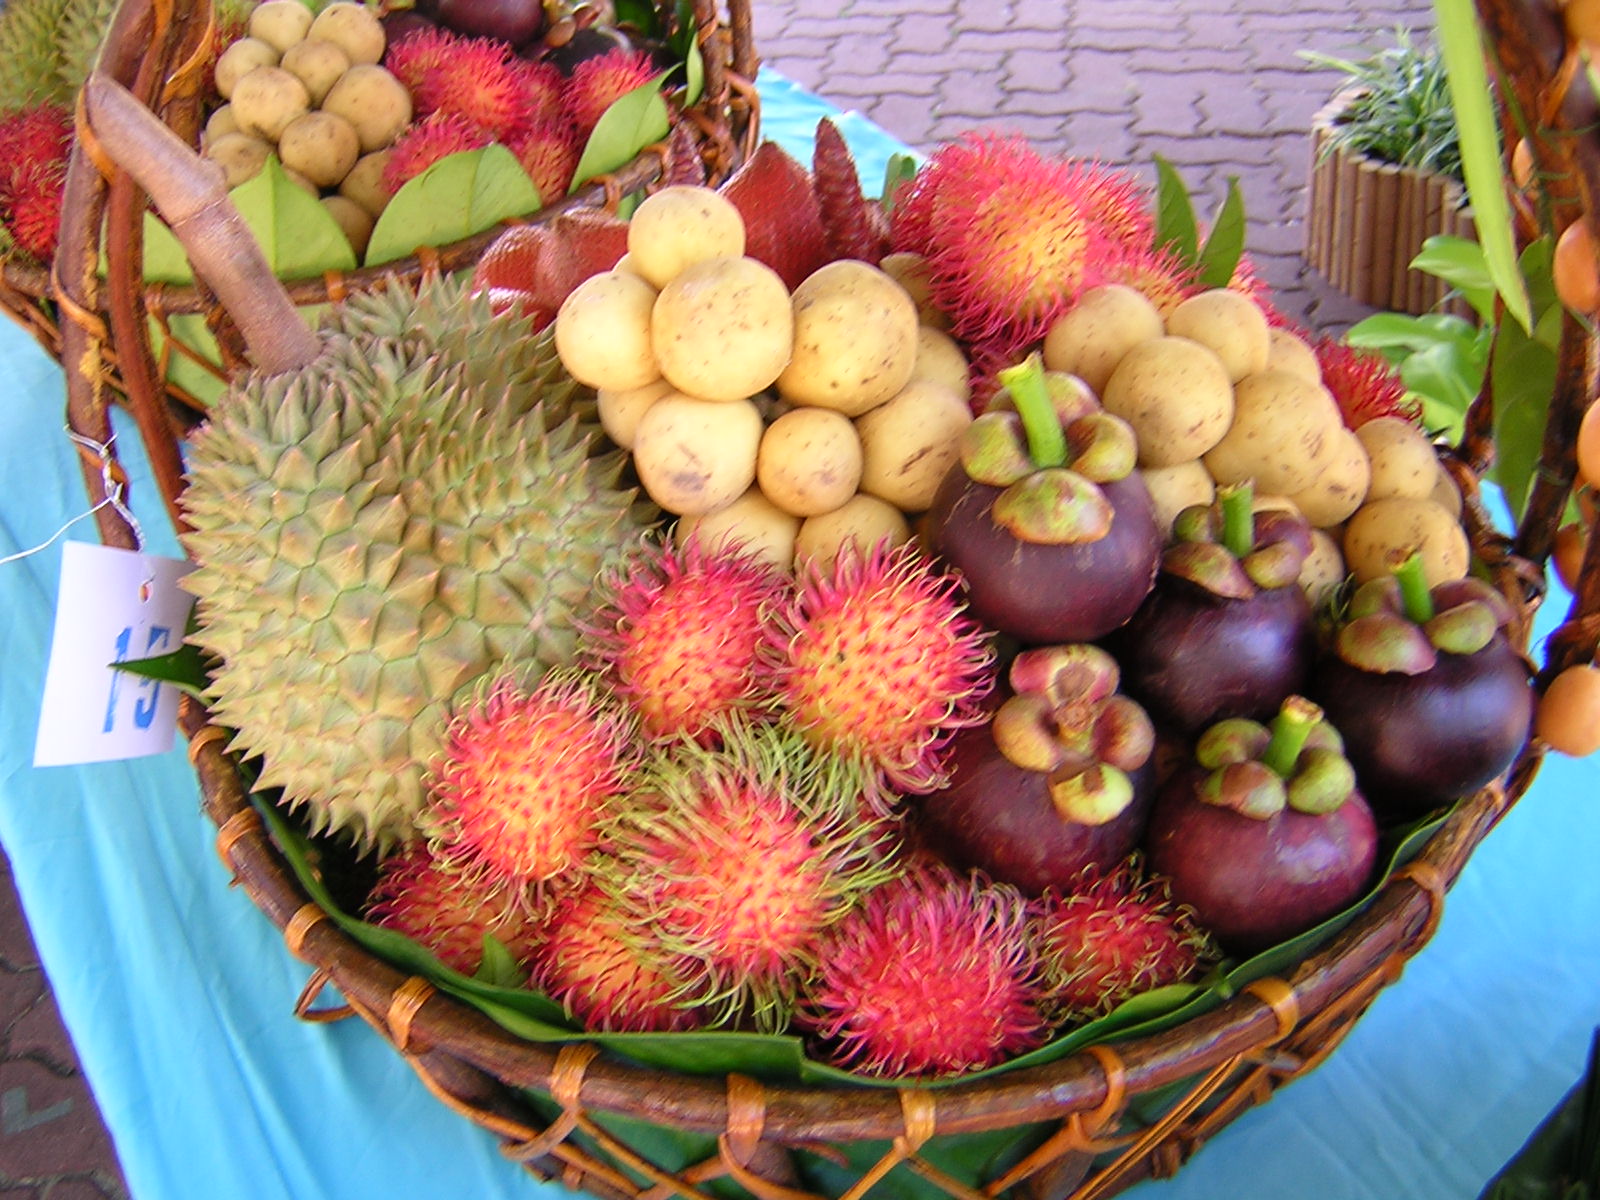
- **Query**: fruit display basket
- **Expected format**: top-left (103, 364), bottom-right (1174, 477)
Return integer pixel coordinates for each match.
top-left (49, 1), bottom-right (1600, 1198)
top-left (47, 0), bottom-right (757, 537)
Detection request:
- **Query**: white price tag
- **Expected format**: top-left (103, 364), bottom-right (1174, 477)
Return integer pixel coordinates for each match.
top-left (33, 541), bottom-right (196, 767)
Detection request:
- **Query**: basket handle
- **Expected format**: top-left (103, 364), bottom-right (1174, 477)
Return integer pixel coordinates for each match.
top-left (79, 73), bottom-right (320, 376)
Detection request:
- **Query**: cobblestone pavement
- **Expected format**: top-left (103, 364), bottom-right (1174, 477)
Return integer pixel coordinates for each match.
top-left (747, 0), bottom-right (1434, 332)
top-left (1, 2), bottom-right (1435, 1195)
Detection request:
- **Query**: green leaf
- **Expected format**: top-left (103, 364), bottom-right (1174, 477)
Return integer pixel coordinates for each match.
top-left (1196, 175), bottom-right (1246, 288)
top-left (881, 152), bottom-right (919, 210)
top-left (1152, 154), bottom-right (1199, 266)
top-left (141, 213), bottom-right (196, 285)
top-left (1433, 0), bottom-right (1531, 330)
top-left (229, 155), bottom-right (357, 280)
top-left (569, 71), bottom-right (672, 192)
top-left (617, 0), bottom-right (661, 35)
top-left (1488, 298), bottom-right (1561, 519)
top-left (111, 643), bottom-right (209, 699)
top-left (365, 144), bottom-right (540, 267)
top-left (1411, 233), bottom-right (1497, 323)
top-left (474, 934), bottom-right (525, 989)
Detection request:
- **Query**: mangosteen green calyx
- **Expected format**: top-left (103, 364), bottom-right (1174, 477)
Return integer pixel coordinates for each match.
top-left (1145, 696), bottom-right (1379, 954)
top-left (916, 643), bottom-right (1158, 895)
top-left (928, 353), bottom-right (1161, 643)
top-left (1117, 483), bottom-right (1316, 734)
top-left (1309, 553), bottom-right (1533, 821)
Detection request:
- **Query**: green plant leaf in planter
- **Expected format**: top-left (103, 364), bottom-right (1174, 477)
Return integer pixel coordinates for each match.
top-left (569, 71), bottom-right (673, 193)
top-left (1411, 233), bottom-right (1498, 323)
top-left (366, 143), bottom-right (540, 267)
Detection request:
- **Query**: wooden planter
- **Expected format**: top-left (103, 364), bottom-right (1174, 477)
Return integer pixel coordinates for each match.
top-left (1304, 92), bottom-right (1475, 316)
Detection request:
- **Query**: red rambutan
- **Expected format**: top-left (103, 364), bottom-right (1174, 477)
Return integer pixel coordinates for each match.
top-left (422, 667), bottom-right (638, 898)
top-left (889, 132), bottom-right (1019, 258)
top-left (1, 159), bottom-right (66, 261)
top-left (0, 105), bottom-right (72, 179)
top-left (579, 538), bottom-right (788, 744)
top-left (417, 39), bottom-right (562, 139)
top-left (1030, 861), bottom-right (1215, 1023)
top-left (365, 842), bottom-right (545, 976)
top-left (383, 112), bottom-right (496, 192)
top-left (765, 541), bottom-right (994, 794)
top-left (964, 330), bottom-right (1039, 413)
top-left (596, 721), bottom-right (898, 1031)
top-left (919, 139), bottom-right (1128, 342)
top-left (799, 868), bottom-right (1051, 1077)
top-left (383, 25), bottom-right (459, 97)
top-left (563, 47), bottom-right (659, 138)
top-left (1100, 241), bottom-right (1201, 318)
top-left (507, 117), bottom-right (581, 206)
top-left (530, 877), bottom-right (706, 1033)
top-left (1314, 337), bottom-right (1423, 429)
top-left (1074, 160), bottom-right (1155, 254)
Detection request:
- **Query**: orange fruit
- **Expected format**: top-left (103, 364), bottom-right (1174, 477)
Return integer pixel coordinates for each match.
top-left (1554, 220), bottom-right (1600, 314)
top-left (1536, 662), bottom-right (1600, 757)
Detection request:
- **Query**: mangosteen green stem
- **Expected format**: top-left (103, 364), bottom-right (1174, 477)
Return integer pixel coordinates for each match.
top-left (1261, 695), bottom-right (1323, 779)
top-left (1394, 553), bottom-right (1436, 624)
top-left (996, 353), bottom-right (1068, 469)
top-left (1219, 483), bottom-right (1255, 559)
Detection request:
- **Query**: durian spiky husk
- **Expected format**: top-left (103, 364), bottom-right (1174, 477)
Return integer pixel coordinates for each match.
top-left (54, 0), bottom-right (119, 103)
top-left (181, 275), bottom-right (648, 855)
top-left (0, 0), bottom-right (74, 110)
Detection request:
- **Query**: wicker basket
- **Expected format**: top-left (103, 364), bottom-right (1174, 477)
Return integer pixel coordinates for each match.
top-left (55, 0), bottom-right (1600, 1196)
top-left (49, 0), bottom-right (758, 540)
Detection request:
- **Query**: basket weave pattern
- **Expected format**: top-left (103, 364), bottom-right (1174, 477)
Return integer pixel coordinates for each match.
top-left (51, 0), bottom-right (1600, 1197)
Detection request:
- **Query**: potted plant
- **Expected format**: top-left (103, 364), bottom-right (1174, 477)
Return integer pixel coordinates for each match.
top-left (1303, 27), bottom-right (1476, 315)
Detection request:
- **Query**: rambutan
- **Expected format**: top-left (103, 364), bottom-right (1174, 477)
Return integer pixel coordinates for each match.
top-left (1314, 336), bottom-right (1423, 429)
top-left (507, 117), bottom-right (580, 206)
top-left (563, 47), bottom-right (658, 138)
top-left (579, 538), bottom-right (788, 744)
top-left (0, 104), bottom-right (72, 174)
top-left (383, 25), bottom-right (458, 96)
top-left (1073, 160), bottom-right (1155, 254)
top-left (889, 132), bottom-right (1020, 258)
top-left (595, 721), bottom-right (898, 1031)
top-left (383, 112), bottom-right (496, 192)
top-left (1100, 241), bottom-right (1200, 318)
top-left (530, 876), bottom-right (706, 1033)
top-left (964, 330), bottom-right (1038, 414)
top-left (416, 38), bottom-right (562, 139)
top-left (765, 541), bottom-right (994, 794)
top-left (422, 666), bottom-right (638, 899)
top-left (1, 158), bottom-right (66, 261)
top-left (365, 842), bottom-right (544, 976)
top-left (1030, 861), bottom-right (1215, 1023)
top-left (919, 139), bottom-right (1128, 342)
top-left (799, 868), bottom-right (1051, 1078)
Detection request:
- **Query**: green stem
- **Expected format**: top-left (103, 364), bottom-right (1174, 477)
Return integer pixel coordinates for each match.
top-left (1261, 695), bottom-right (1322, 779)
top-left (1394, 552), bottom-right (1436, 624)
top-left (996, 353), bottom-right (1067, 469)
top-left (1219, 483), bottom-right (1255, 558)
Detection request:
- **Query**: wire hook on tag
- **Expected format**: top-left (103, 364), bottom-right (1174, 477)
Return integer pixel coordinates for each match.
top-left (0, 428), bottom-right (146, 567)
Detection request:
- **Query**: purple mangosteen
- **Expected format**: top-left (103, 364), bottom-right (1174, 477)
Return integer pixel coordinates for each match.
top-left (1117, 485), bottom-right (1317, 735)
top-left (1309, 556), bottom-right (1534, 822)
top-left (915, 643), bottom-right (1158, 895)
top-left (928, 354), bottom-right (1162, 644)
top-left (1144, 696), bottom-right (1379, 955)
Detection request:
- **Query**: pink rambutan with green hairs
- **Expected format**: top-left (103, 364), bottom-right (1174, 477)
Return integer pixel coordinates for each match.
top-left (422, 666), bottom-right (638, 901)
top-left (579, 538), bottom-right (787, 745)
top-left (765, 541), bottom-right (993, 795)
top-left (530, 876), bottom-right (706, 1033)
top-left (919, 141), bottom-right (1129, 343)
top-left (383, 25), bottom-right (458, 96)
top-left (1313, 336), bottom-right (1423, 430)
top-left (1030, 860), bottom-right (1215, 1023)
top-left (563, 47), bottom-right (659, 138)
top-left (365, 842), bottom-right (545, 977)
top-left (595, 720), bottom-right (899, 1032)
top-left (383, 112), bottom-right (496, 192)
top-left (798, 867), bottom-right (1051, 1078)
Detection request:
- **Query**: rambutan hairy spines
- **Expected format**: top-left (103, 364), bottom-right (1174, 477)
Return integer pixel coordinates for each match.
top-left (1314, 336), bottom-right (1424, 430)
top-left (383, 112), bottom-right (496, 192)
top-left (530, 877), bottom-right (707, 1033)
top-left (580, 537), bottom-right (788, 745)
top-left (383, 26), bottom-right (460, 98)
top-left (768, 541), bottom-right (994, 795)
top-left (563, 47), bottom-right (659, 138)
top-left (365, 841), bottom-right (545, 977)
top-left (1101, 241), bottom-right (1201, 319)
top-left (800, 869), bottom-right (1051, 1078)
top-left (596, 721), bottom-right (899, 1032)
top-left (1075, 160), bottom-right (1155, 252)
top-left (1030, 862), bottom-right (1216, 1024)
top-left (422, 666), bottom-right (639, 900)
top-left (508, 118), bottom-right (581, 209)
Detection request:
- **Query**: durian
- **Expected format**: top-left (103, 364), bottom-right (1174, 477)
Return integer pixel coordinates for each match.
top-left (54, 0), bottom-right (119, 102)
top-left (181, 274), bottom-right (648, 855)
top-left (0, 0), bottom-right (74, 110)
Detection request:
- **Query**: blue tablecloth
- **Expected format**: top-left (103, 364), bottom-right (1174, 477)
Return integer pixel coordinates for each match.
top-left (2, 69), bottom-right (1598, 1200)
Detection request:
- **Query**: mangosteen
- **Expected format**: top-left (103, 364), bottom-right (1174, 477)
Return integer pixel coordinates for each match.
top-left (1308, 556), bottom-right (1534, 822)
top-left (1144, 696), bottom-right (1379, 955)
top-left (433, 0), bottom-right (547, 46)
top-left (927, 353), bottom-right (1161, 644)
top-left (915, 643), bottom-right (1158, 895)
top-left (1116, 485), bottom-right (1317, 735)
top-left (541, 20), bottom-right (633, 71)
